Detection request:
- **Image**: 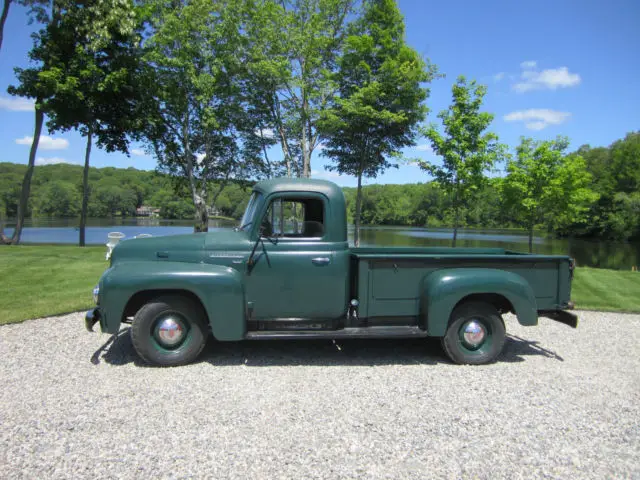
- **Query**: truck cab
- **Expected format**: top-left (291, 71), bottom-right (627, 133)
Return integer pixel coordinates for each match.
top-left (86, 178), bottom-right (577, 367)
top-left (239, 179), bottom-right (350, 324)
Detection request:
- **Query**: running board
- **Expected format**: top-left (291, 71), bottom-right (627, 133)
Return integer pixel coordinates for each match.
top-left (245, 326), bottom-right (428, 340)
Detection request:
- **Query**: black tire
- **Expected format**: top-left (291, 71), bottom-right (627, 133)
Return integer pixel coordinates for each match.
top-left (441, 301), bottom-right (506, 365)
top-left (131, 295), bottom-right (208, 367)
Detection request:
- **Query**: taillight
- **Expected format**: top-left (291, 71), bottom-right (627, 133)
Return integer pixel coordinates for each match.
top-left (569, 258), bottom-right (575, 280)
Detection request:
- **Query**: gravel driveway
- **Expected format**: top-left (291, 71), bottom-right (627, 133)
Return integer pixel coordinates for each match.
top-left (0, 310), bottom-right (638, 479)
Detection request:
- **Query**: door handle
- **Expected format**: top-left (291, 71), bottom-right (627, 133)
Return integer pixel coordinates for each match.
top-left (312, 257), bottom-right (331, 266)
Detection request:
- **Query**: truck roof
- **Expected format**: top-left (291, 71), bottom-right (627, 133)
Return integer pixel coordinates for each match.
top-left (253, 177), bottom-right (343, 198)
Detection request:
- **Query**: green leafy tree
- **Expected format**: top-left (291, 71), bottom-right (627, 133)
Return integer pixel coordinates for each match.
top-left (420, 76), bottom-right (506, 247)
top-left (142, 0), bottom-right (265, 232)
top-left (502, 137), bottom-right (598, 253)
top-left (578, 132), bottom-right (640, 238)
top-left (319, 0), bottom-right (433, 245)
top-left (32, 180), bottom-right (80, 217)
top-left (38, 0), bottom-right (146, 245)
top-left (2, 0), bottom-right (143, 245)
top-left (245, 0), bottom-right (356, 178)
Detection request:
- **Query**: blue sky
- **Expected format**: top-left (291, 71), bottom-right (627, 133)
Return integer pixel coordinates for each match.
top-left (1, 0), bottom-right (639, 188)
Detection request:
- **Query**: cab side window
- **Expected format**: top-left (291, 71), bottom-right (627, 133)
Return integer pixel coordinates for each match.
top-left (262, 197), bottom-right (325, 238)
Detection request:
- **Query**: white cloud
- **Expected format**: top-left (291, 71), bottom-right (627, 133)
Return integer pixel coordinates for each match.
top-left (35, 157), bottom-right (71, 166)
top-left (16, 135), bottom-right (69, 150)
top-left (513, 66), bottom-right (581, 93)
top-left (415, 144), bottom-right (433, 152)
top-left (504, 108), bottom-right (571, 130)
top-left (493, 72), bottom-right (505, 82)
top-left (520, 60), bottom-right (537, 69)
top-left (195, 153), bottom-right (206, 165)
top-left (131, 148), bottom-right (147, 156)
top-left (0, 96), bottom-right (35, 112)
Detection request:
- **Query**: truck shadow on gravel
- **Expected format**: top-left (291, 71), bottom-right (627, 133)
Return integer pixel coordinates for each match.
top-left (91, 328), bottom-right (564, 367)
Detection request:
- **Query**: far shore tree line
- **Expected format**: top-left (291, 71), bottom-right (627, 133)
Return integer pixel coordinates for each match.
top-left (1, 129), bottom-right (639, 247)
top-left (1, 0), bottom-right (638, 250)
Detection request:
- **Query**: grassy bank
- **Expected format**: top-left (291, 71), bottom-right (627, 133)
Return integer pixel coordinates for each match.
top-left (0, 245), bottom-right (106, 325)
top-left (571, 267), bottom-right (640, 312)
top-left (1, 245), bottom-right (639, 325)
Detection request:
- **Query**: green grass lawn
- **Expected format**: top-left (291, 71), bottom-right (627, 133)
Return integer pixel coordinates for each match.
top-left (0, 245), bottom-right (107, 325)
top-left (571, 267), bottom-right (640, 312)
top-left (1, 245), bottom-right (639, 325)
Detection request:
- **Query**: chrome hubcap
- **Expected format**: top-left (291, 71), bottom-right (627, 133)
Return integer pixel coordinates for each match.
top-left (462, 320), bottom-right (486, 348)
top-left (155, 317), bottom-right (185, 347)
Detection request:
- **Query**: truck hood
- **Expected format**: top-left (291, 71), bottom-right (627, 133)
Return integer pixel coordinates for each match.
top-left (110, 229), bottom-right (251, 265)
top-left (110, 232), bottom-right (208, 264)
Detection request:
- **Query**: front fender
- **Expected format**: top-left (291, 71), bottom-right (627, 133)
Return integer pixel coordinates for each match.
top-left (100, 261), bottom-right (246, 340)
top-left (421, 268), bottom-right (538, 336)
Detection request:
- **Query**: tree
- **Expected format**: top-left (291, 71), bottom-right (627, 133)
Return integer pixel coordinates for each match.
top-left (2, 0), bottom-right (144, 245)
top-left (245, 0), bottom-right (357, 178)
top-left (243, 0), bottom-right (293, 176)
top-left (502, 137), bottom-right (598, 253)
top-left (578, 132), bottom-right (640, 239)
top-left (420, 76), bottom-right (506, 247)
top-left (3, 40), bottom-right (48, 244)
top-left (1, 0), bottom-right (52, 244)
top-left (32, 180), bottom-right (80, 217)
top-left (142, 0), bottom-right (266, 232)
top-left (38, 0), bottom-right (146, 246)
top-left (319, 0), bottom-right (433, 245)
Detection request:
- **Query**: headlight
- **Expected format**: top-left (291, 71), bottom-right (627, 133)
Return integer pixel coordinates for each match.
top-left (93, 286), bottom-right (100, 305)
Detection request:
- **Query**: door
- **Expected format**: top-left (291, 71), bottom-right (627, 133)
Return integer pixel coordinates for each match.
top-left (244, 194), bottom-right (349, 321)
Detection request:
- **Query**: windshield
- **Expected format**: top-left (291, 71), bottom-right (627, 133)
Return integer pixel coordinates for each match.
top-left (238, 192), bottom-right (263, 230)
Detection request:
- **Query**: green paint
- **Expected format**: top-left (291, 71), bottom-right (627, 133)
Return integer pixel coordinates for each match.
top-left (88, 178), bottom-right (576, 343)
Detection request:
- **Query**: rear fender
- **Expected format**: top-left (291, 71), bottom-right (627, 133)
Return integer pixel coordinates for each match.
top-left (420, 268), bottom-right (538, 336)
top-left (100, 262), bottom-right (246, 340)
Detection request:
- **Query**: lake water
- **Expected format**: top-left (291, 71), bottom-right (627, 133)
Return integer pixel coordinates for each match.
top-left (3, 217), bottom-right (639, 270)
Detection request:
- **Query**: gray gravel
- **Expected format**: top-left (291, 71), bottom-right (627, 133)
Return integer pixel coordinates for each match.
top-left (0, 310), bottom-right (638, 479)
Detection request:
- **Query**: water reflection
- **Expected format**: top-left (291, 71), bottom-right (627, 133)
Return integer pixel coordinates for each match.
top-left (356, 226), bottom-right (639, 271)
top-left (2, 218), bottom-right (638, 270)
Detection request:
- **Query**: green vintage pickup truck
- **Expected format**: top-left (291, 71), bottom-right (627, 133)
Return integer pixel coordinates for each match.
top-left (86, 178), bottom-right (577, 366)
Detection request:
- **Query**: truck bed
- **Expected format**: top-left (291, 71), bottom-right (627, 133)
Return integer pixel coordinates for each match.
top-left (351, 247), bottom-right (573, 321)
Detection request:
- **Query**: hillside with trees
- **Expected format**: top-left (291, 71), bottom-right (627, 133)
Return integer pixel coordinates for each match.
top-left (1, 131), bottom-right (638, 242)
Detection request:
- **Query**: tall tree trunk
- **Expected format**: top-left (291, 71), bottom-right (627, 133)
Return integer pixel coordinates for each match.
top-left (272, 96), bottom-right (293, 177)
top-left (0, 0), bottom-right (10, 53)
top-left (452, 179), bottom-right (459, 247)
top-left (279, 130), bottom-right (292, 177)
top-left (528, 224), bottom-right (534, 254)
top-left (194, 199), bottom-right (208, 233)
top-left (79, 128), bottom-right (93, 247)
top-left (301, 92), bottom-right (310, 178)
top-left (354, 170), bottom-right (363, 247)
top-left (181, 111), bottom-right (208, 233)
top-left (0, 200), bottom-right (8, 244)
top-left (8, 106), bottom-right (44, 245)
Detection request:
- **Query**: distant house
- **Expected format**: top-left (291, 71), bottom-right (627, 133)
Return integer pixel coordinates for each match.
top-left (207, 205), bottom-right (221, 217)
top-left (136, 206), bottom-right (161, 217)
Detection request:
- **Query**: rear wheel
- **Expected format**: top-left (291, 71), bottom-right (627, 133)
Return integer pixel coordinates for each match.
top-left (131, 295), bottom-right (208, 367)
top-left (441, 301), bottom-right (506, 365)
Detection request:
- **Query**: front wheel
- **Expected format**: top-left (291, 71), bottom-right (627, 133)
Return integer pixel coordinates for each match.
top-left (131, 295), bottom-right (208, 367)
top-left (441, 301), bottom-right (506, 365)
